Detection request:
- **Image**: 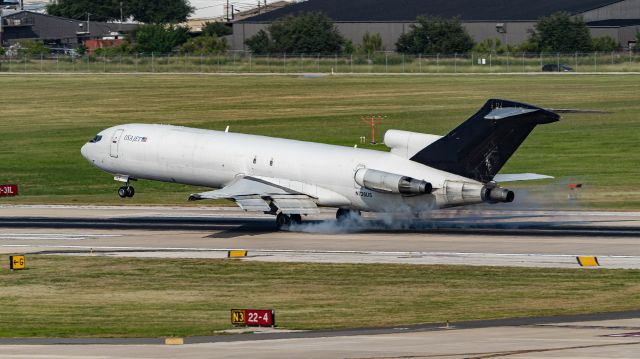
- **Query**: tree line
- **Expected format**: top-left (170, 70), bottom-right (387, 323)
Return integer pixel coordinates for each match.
top-left (246, 12), bottom-right (636, 55)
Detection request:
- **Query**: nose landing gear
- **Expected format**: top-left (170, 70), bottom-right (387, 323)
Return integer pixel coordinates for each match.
top-left (118, 185), bottom-right (135, 198)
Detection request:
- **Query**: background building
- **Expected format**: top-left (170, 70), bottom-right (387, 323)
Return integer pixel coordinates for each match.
top-left (233, 0), bottom-right (640, 51)
top-left (0, 10), bottom-right (136, 48)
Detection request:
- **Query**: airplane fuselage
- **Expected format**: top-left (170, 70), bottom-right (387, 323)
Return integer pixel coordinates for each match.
top-left (81, 123), bottom-right (481, 213)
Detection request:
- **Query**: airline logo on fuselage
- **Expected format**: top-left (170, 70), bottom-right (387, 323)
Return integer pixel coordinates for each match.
top-left (124, 135), bottom-right (148, 143)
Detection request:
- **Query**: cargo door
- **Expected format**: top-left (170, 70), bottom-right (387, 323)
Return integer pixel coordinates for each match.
top-left (110, 129), bottom-right (124, 158)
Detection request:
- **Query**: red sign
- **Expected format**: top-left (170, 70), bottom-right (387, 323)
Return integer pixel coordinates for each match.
top-left (0, 184), bottom-right (18, 197)
top-left (231, 309), bottom-right (275, 327)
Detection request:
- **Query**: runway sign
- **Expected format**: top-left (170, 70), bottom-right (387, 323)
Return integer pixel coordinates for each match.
top-left (231, 309), bottom-right (275, 327)
top-left (577, 256), bottom-right (599, 267)
top-left (9, 255), bottom-right (25, 270)
top-left (0, 184), bottom-right (18, 197)
top-left (228, 250), bottom-right (248, 258)
top-left (164, 337), bottom-right (184, 345)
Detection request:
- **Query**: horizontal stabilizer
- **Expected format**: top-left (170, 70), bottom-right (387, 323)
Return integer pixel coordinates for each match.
top-left (493, 173), bottom-right (554, 182)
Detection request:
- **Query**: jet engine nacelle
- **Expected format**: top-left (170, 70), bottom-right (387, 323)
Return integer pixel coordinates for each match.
top-left (440, 181), bottom-right (514, 206)
top-left (355, 168), bottom-right (432, 195)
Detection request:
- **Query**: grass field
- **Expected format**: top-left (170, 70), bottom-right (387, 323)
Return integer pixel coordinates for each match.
top-left (1, 74), bottom-right (639, 208)
top-left (1, 255), bottom-right (639, 337)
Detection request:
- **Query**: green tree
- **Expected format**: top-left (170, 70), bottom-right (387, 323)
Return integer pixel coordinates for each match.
top-left (202, 22), bottom-right (232, 37)
top-left (245, 30), bottom-right (272, 54)
top-left (592, 36), bottom-right (618, 52)
top-left (635, 31), bottom-right (640, 53)
top-left (359, 32), bottom-right (383, 54)
top-left (180, 35), bottom-right (228, 55)
top-left (396, 16), bottom-right (474, 54)
top-left (245, 12), bottom-right (345, 54)
top-left (527, 12), bottom-right (592, 52)
top-left (126, 0), bottom-right (193, 24)
top-left (46, 0), bottom-right (122, 22)
top-left (130, 24), bottom-right (190, 53)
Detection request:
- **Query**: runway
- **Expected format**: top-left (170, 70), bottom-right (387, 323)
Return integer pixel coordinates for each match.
top-left (3, 205), bottom-right (640, 357)
top-left (2, 205), bottom-right (640, 268)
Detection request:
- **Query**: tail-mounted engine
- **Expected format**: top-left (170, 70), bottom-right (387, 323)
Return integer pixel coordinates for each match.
top-left (355, 168), bottom-right (432, 195)
top-left (440, 180), bottom-right (514, 206)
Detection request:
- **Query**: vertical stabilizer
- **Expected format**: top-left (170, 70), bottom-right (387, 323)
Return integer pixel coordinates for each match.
top-left (410, 99), bottom-right (559, 183)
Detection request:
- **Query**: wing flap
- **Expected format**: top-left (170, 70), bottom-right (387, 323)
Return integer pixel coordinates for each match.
top-left (271, 195), bottom-right (319, 214)
top-left (189, 177), bottom-right (319, 214)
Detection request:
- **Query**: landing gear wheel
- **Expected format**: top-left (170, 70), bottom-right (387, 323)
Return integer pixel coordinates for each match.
top-left (336, 208), bottom-right (361, 222)
top-left (126, 186), bottom-right (135, 198)
top-left (290, 214), bottom-right (302, 224)
top-left (118, 186), bottom-right (128, 198)
top-left (276, 213), bottom-right (291, 230)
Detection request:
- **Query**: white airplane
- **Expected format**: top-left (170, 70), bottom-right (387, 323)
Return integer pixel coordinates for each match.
top-left (81, 99), bottom-right (558, 228)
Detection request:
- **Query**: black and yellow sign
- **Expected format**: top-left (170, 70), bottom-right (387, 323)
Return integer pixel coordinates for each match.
top-left (577, 256), bottom-right (599, 267)
top-left (9, 255), bottom-right (25, 270)
top-left (231, 309), bottom-right (246, 325)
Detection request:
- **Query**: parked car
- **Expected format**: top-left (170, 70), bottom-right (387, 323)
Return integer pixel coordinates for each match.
top-left (542, 64), bottom-right (574, 72)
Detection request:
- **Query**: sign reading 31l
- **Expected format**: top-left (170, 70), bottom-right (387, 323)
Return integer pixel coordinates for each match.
top-left (0, 184), bottom-right (18, 197)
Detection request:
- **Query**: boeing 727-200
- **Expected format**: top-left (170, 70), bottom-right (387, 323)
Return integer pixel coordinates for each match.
top-left (81, 99), bottom-right (558, 228)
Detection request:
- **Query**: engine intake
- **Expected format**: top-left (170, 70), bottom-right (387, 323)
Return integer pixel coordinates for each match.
top-left (355, 168), bottom-right (432, 195)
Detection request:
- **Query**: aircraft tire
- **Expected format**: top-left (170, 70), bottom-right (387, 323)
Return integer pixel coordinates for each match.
top-left (336, 208), bottom-right (361, 222)
top-left (276, 213), bottom-right (291, 229)
top-left (118, 187), bottom-right (128, 198)
top-left (290, 214), bottom-right (302, 224)
top-left (126, 186), bottom-right (135, 198)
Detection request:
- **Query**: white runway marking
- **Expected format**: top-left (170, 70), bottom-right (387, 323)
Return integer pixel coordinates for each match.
top-left (2, 244), bottom-right (639, 269)
top-left (0, 233), bottom-right (122, 240)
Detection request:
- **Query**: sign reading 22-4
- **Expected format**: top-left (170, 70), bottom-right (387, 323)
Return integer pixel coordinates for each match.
top-left (231, 309), bottom-right (275, 327)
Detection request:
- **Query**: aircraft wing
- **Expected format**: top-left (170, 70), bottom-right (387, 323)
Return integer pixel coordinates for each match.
top-left (493, 173), bottom-right (554, 182)
top-left (189, 176), bottom-right (319, 214)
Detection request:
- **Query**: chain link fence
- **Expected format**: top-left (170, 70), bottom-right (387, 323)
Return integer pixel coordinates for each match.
top-left (0, 51), bottom-right (638, 73)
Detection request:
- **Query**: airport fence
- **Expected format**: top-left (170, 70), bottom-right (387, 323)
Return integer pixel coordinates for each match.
top-left (0, 51), bottom-right (639, 74)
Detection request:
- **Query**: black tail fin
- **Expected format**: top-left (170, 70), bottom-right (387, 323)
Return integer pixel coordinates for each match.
top-left (410, 99), bottom-right (559, 183)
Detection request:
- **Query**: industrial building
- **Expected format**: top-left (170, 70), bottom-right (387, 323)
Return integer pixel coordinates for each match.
top-left (0, 10), bottom-right (135, 48)
top-left (232, 0), bottom-right (640, 51)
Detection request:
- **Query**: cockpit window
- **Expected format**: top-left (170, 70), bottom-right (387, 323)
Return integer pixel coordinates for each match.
top-left (89, 135), bottom-right (103, 143)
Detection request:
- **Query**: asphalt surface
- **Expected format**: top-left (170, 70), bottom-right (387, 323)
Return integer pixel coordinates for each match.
top-left (2, 205), bottom-right (640, 358)
top-left (2, 205), bottom-right (640, 268)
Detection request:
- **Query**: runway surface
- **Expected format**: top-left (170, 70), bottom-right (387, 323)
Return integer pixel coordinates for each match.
top-left (2, 205), bottom-right (640, 268)
top-left (2, 205), bottom-right (640, 357)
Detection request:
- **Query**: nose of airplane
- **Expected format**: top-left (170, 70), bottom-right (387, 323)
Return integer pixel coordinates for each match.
top-left (81, 143), bottom-right (90, 161)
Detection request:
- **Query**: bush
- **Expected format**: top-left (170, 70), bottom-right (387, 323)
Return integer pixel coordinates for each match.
top-left (359, 32), bottom-right (383, 55)
top-left (180, 35), bottom-right (228, 55)
top-left (396, 16), bottom-right (474, 54)
top-left (592, 36), bottom-right (619, 52)
top-left (17, 40), bottom-right (49, 56)
top-left (473, 38), bottom-right (509, 54)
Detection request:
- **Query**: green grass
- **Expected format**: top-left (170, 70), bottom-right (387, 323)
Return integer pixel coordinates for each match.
top-left (1, 255), bottom-right (639, 337)
top-left (1, 74), bottom-right (639, 208)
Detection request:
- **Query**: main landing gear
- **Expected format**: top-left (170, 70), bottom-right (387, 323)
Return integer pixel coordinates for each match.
top-left (336, 208), bottom-right (361, 222)
top-left (118, 185), bottom-right (135, 198)
top-left (275, 213), bottom-right (302, 230)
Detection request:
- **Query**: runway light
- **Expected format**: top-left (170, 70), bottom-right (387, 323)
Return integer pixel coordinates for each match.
top-left (228, 250), bottom-right (248, 258)
top-left (577, 256), bottom-right (599, 267)
top-left (164, 337), bottom-right (184, 345)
